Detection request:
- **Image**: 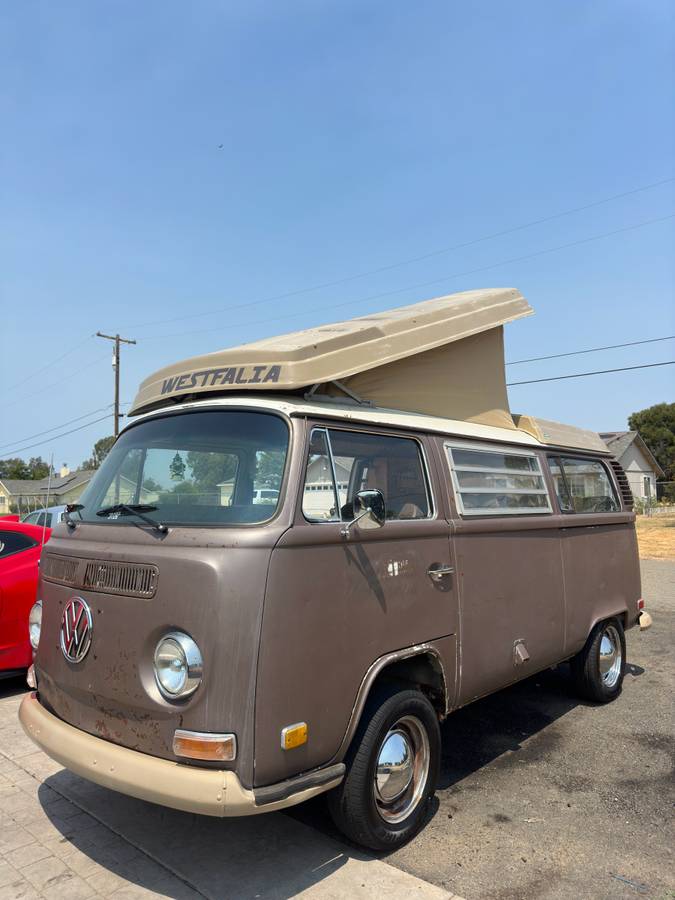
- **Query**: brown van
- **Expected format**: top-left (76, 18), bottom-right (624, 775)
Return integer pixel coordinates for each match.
top-left (20, 289), bottom-right (651, 850)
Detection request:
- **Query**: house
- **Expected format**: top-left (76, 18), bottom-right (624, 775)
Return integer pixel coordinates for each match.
top-left (599, 431), bottom-right (665, 502)
top-left (0, 466), bottom-right (96, 516)
top-left (302, 455), bottom-right (352, 518)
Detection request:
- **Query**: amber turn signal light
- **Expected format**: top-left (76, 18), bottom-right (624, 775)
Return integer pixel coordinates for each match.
top-left (173, 730), bottom-right (237, 761)
top-left (281, 722), bottom-right (308, 750)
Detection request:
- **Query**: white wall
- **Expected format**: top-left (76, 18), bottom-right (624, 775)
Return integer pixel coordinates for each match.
top-left (619, 442), bottom-right (657, 500)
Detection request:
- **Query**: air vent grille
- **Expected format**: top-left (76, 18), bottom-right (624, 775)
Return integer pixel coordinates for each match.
top-left (41, 555), bottom-right (79, 585)
top-left (41, 554), bottom-right (158, 598)
top-left (82, 560), bottom-right (157, 598)
top-left (608, 459), bottom-right (634, 510)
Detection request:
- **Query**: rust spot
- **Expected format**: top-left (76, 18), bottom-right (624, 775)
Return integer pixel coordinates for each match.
top-left (95, 719), bottom-right (112, 739)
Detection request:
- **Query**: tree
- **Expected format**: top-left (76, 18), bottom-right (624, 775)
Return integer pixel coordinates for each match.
top-left (185, 451), bottom-right (237, 487)
top-left (0, 458), bottom-right (30, 479)
top-left (255, 450), bottom-right (285, 489)
top-left (81, 435), bottom-right (116, 470)
top-left (0, 456), bottom-right (51, 480)
top-left (27, 457), bottom-right (51, 479)
top-left (628, 403), bottom-right (675, 499)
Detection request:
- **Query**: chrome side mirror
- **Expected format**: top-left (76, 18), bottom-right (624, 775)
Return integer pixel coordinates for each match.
top-left (340, 489), bottom-right (386, 539)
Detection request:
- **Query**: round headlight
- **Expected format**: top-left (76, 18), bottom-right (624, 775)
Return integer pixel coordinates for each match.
top-left (29, 601), bottom-right (42, 650)
top-left (153, 632), bottom-right (203, 699)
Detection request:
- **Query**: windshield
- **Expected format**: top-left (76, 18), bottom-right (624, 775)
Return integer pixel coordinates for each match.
top-left (77, 409), bottom-right (289, 526)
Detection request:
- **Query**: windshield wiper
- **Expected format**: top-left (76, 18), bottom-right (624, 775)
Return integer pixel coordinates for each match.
top-left (96, 503), bottom-right (168, 534)
top-left (64, 503), bottom-right (84, 530)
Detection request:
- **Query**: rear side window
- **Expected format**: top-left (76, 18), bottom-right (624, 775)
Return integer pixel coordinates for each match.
top-left (23, 512), bottom-right (50, 527)
top-left (549, 457), bottom-right (620, 513)
top-left (0, 531), bottom-right (38, 558)
top-left (302, 427), bottom-right (431, 522)
top-left (445, 443), bottom-right (552, 515)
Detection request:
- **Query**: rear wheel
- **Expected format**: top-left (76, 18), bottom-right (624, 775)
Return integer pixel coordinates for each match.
top-left (572, 618), bottom-right (626, 702)
top-left (327, 687), bottom-right (440, 851)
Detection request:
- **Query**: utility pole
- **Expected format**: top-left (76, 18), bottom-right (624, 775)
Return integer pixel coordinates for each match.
top-left (96, 332), bottom-right (136, 436)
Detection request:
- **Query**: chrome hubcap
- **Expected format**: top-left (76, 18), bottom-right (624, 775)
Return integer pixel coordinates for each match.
top-left (374, 715), bottom-right (430, 824)
top-left (599, 624), bottom-right (622, 688)
top-left (376, 731), bottom-right (413, 802)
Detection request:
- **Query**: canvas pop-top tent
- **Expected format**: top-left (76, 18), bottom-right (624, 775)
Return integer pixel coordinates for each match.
top-left (129, 288), bottom-right (607, 452)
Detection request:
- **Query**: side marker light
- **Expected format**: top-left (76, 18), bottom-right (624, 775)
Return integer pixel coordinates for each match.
top-left (281, 722), bottom-right (308, 750)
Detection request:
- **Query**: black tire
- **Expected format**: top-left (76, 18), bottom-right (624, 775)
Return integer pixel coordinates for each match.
top-left (571, 617), bottom-right (626, 703)
top-left (327, 685), bottom-right (440, 851)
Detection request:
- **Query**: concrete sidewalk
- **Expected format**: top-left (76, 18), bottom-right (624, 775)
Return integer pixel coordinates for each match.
top-left (0, 684), bottom-right (462, 900)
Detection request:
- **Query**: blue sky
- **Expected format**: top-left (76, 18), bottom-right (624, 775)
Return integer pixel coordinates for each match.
top-left (1, 0), bottom-right (673, 468)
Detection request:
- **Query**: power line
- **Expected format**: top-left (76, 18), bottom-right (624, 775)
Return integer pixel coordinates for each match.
top-left (0, 414), bottom-right (113, 459)
top-left (139, 212), bottom-right (675, 342)
top-left (507, 335), bottom-right (675, 366)
top-left (0, 353), bottom-right (111, 411)
top-left (5, 176), bottom-right (672, 389)
top-left (0, 406), bottom-right (113, 452)
top-left (124, 175), bottom-right (674, 332)
top-left (1, 183), bottom-right (671, 418)
top-left (507, 360), bottom-right (675, 386)
top-left (5, 336), bottom-right (94, 393)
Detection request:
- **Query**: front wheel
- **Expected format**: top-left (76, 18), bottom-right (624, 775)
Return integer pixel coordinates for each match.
top-left (327, 687), bottom-right (440, 851)
top-left (571, 618), bottom-right (626, 703)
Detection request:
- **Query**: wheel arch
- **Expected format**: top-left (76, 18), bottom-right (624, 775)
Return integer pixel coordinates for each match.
top-left (588, 608), bottom-right (630, 636)
top-left (330, 643), bottom-right (449, 765)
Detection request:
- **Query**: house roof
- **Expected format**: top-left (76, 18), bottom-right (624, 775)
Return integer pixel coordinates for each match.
top-left (599, 431), bottom-right (635, 458)
top-left (599, 431), bottom-right (665, 478)
top-left (0, 479), bottom-right (48, 496)
top-left (54, 470), bottom-right (95, 492)
top-left (0, 469), bottom-right (95, 498)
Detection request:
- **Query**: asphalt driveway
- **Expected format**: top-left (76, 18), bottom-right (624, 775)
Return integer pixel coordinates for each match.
top-left (295, 559), bottom-right (675, 900)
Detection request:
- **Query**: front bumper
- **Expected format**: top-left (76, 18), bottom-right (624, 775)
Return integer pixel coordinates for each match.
top-left (19, 692), bottom-right (343, 817)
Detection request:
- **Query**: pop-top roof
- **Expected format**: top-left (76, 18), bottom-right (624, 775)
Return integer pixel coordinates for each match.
top-left (128, 287), bottom-right (608, 452)
top-left (130, 288), bottom-right (530, 422)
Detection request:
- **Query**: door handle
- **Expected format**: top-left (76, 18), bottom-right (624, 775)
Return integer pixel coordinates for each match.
top-left (427, 564), bottom-right (455, 582)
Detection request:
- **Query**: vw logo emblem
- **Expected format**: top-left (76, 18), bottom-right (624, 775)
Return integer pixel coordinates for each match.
top-left (60, 597), bottom-right (93, 663)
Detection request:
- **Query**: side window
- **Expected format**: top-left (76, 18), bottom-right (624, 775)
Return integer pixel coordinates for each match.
top-left (446, 444), bottom-right (552, 515)
top-left (0, 531), bottom-right (38, 558)
top-left (24, 512), bottom-right (49, 527)
top-left (302, 427), bottom-right (431, 522)
top-left (549, 457), bottom-right (619, 513)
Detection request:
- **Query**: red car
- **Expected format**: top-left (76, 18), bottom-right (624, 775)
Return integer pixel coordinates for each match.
top-left (0, 522), bottom-right (50, 677)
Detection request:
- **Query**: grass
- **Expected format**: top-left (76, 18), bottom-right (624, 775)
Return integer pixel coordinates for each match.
top-left (636, 515), bottom-right (675, 560)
